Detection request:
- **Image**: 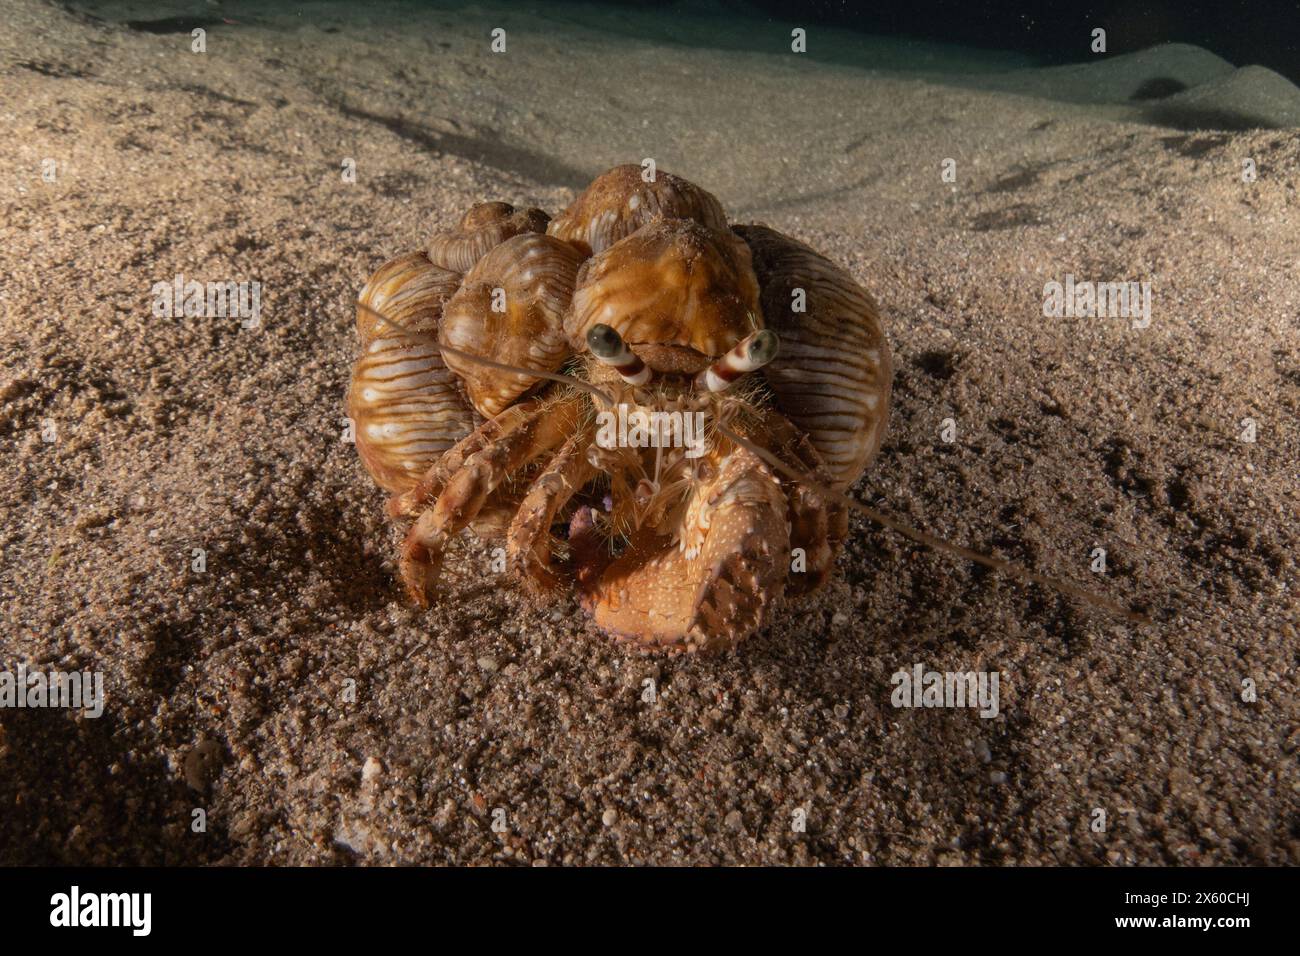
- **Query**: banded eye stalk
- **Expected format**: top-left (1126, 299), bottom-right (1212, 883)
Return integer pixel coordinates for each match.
top-left (587, 323), bottom-right (652, 385)
top-left (698, 329), bottom-right (779, 392)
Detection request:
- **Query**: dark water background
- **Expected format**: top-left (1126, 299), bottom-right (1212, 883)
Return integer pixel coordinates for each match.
top-left (71, 0), bottom-right (1300, 88)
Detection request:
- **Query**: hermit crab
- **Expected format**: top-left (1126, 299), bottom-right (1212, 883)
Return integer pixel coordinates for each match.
top-left (348, 164), bottom-right (883, 651)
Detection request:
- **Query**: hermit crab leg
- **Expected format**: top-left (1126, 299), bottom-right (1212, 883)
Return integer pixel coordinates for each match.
top-left (738, 409), bottom-right (844, 595)
top-left (389, 400), bottom-right (540, 519)
top-left (399, 397), bottom-right (582, 606)
top-left (506, 431), bottom-right (597, 596)
top-left (696, 329), bottom-right (779, 392)
top-left (586, 323), bottom-right (652, 386)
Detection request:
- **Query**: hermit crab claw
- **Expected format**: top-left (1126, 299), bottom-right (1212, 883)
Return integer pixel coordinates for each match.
top-left (571, 443), bottom-right (791, 654)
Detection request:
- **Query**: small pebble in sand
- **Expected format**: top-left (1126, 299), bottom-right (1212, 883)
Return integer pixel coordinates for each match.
top-left (724, 810), bottom-right (744, 832)
top-left (183, 738), bottom-right (224, 792)
top-left (362, 756), bottom-right (382, 784)
top-left (989, 770), bottom-right (1008, 785)
top-left (974, 739), bottom-right (993, 763)
top-left (601, 808), bottom-right (618, 827)
top-left (477, 656), bottom-right (499, 672)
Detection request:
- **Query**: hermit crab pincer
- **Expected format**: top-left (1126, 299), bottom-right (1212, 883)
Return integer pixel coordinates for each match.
top-left (347, 164), bottom-right (893, 652)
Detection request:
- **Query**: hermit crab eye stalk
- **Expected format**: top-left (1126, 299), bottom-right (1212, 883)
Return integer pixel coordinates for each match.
top-left (586, 322), bottom-right (652, 385)
top-left (698, 329), bottom-right (780, 392)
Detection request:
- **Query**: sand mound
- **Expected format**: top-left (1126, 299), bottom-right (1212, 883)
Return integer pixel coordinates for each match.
top-left (959, 42), bottom-right (1236, 103)
top-left (1148, 64), bottom-right (1300, 129)
top-left (947, 42), bottom-right (1300, 129)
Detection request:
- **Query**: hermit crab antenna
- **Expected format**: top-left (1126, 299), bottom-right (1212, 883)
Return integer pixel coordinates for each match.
top-left (698, 329), bottom-right (779, 393)
top-left (586, 323), bottom-right (652, 386)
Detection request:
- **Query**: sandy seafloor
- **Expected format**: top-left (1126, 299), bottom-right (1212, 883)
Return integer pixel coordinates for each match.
top-left (0, 0), bottom-right (1297, 865)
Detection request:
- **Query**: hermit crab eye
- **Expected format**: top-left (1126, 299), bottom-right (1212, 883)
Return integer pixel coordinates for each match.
top-left (586, 322), bottom-right (652, 386)
top-left (586, 323), bottom-right (622, 358)
top-left (746, 329), bottom-right (780, 366)
top-left (698, 329), bottom-right (780, 392)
